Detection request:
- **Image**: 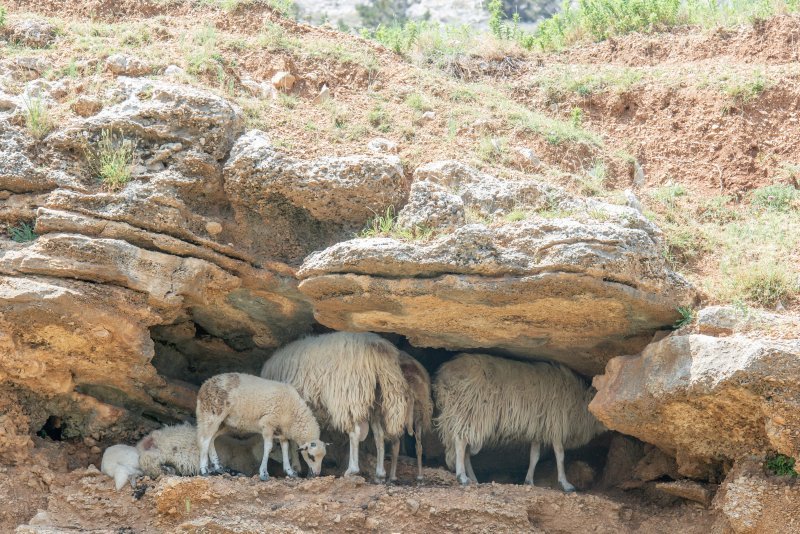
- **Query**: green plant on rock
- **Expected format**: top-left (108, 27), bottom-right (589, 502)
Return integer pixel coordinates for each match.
top-left (0, 5), bottom-right (6, 28)
top-left (87, 129), bottom-right (136, 190)
top-left (360, 206), bottom-right (398, 238)
top-left (8, 222), bottom-right (37, 243)
top-left (766, 454), bottom-right (798, 477)
top-left (23, 96), bottom-right (54, 140)
top-left (674, 305), bottom-right (694, 329)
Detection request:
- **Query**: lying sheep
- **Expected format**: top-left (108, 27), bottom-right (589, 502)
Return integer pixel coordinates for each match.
top-left (196, 373), bottom-right (326, 481)
top-left (137, 423), bottom-right (295, 478)
top-left (101, 444), bottom-right (143, 490)
top-left (261, 332), bottom-right (409, 480)
top-left (388, 351), bottom-right (433, 481)
top-left (434, 353), bottom-right (605, 491)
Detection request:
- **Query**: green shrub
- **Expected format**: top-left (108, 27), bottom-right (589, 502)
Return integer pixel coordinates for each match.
top-left (87, 129), bottom-right (136, 190)
top-left (23, 97), bottom-right (53, 140)
top-left (0, 5), bottom-right (6, 28)
top-left (766, 454), bottom-right (798, 477)
top-left (674, 305), bottom-right (694, 328)
top-left (750, 184), bottom-right (798, 212)
top-left (8, 222), bottom-right (37, 243)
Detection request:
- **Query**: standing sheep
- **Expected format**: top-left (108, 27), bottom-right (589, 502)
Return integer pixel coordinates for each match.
top-left (137, 423), bottom-right (294, 478)
top-left (434, 353), bottom-right (605, 491)
top-left (101, 444), bottom-right (143, 491)
top-left (196, 373), bottom-right (326, 481)
top-left (260, 332), bottom-right (409, 481)
top-left (388, 351), bottom-right (433, 482)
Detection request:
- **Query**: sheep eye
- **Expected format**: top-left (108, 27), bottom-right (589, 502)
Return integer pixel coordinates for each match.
top-left (310, 441), bottom-right (316, 447)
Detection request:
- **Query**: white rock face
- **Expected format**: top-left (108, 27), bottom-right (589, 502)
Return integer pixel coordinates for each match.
top-left (298, 161), bottom-right (695, 375)
top-left (591, 312), bottom-right (800, 474)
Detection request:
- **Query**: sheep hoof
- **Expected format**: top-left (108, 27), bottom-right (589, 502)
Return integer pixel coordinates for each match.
top-left (343, 469), bottom-right (360, 478)
top-left (259, 473), bottom-right (270, 482)
top-left (524, 479), bottom-right (534, 486)
top-left (561, 483), bottom-right (576, 493)
top-left (457, 474), bottom-right (470, 485)
top-left (415, 475), bottom-right (424, 482)
top-left (286, 470), bottom-right (299, 479)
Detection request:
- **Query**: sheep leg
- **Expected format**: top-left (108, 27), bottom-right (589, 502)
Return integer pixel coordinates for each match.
top-left (370, 415), bottom-right (386, 481)
top-left (280, 438), bottom-right (298, 478)
top-left (290, 441), bottom-right (301, 473)
top-left (389, 438), bottom-right (400, 482)
top-left (197, 415), bottom-right (224, 476)
top-left (415, 427), bottom-right (424, 481)
top-left (344, 423), bottom-right (364, 477)
top-left (258, 427), bottom-right (275, 481)
top-left (524, 441), bottom-right (541, 486)
top-left (454, 437), bottom-right (470, 485)
top-left (208, 426), bottom-right (229, 473)
top-left (553, 439), bottom-right (575, 493)
top-left (464, 446), bottom-right (478, 483)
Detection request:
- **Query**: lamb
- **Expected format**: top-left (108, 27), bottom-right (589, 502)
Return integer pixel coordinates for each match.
top-left (388, 351), bottom-right (433, 481)
top-left (196, 373), bottom-right (326, 481)
top-left (260, 332), bottom-right (409, 481)
top-left (101, 444), bottom-right (143, 490)
top-left (137, 423), bottom-right (294, 478)
top-left (433, 353), bottom-right (606, 491)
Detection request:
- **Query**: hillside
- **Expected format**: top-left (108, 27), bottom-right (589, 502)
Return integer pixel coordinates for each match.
top-left (1, 0), bottom-right (799, 532)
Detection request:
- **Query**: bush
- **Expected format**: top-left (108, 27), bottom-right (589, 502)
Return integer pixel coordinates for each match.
top-left (750, 184), bottom-right (798, 212)
top-left (23, 96), bottom-right (53, 140)
top-left (0, 5), bottom-right (6, 28)
top-left (766, 454), bottom-right (798, 477)
top-left (8, 222), bottom-right (37, 243)
top-left (87, 129), bottom-right (136, 190)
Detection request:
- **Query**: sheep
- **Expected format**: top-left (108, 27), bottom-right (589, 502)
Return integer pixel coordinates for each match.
top-left (433, 353), bottom-right (605, 491)
top-left (388, 351), bottom-right (433, 482)
top-left (260, 332), bottom-right (409, 481)
top-left (101, 444), bottom-right (143, 490)
top-left (196, 373), bottom-right (326, 481)
top-left (137, 423), bottom-right (297, 478)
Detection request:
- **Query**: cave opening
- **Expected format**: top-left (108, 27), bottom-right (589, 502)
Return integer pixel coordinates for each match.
top-left (38, 415), bottom-right (65, 441)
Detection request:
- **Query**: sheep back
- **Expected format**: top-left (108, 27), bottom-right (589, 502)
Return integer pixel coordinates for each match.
top-left (261, 332), bottom-right (409, 437)
top-left (434, 353), bottom-right (601, 468)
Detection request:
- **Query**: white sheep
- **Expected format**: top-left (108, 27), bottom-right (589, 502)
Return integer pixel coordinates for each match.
top-left (388, 351), bottom-right (433, 482)
top-left (260, 332), bottom-right (409, 481)
top-left (100, 444), bottom-right (143, 490)
top-left (137, 423), bottom-right (294, 478)
top-left (196, 373), bottom-right (326, 481)
top-left (434, 353), bottom-right (605, 491)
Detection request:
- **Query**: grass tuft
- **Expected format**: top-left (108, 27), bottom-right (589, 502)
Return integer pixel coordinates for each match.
top-left (766, 454), bottom-right (798, 477)
top-left (87, 129), bottom-right (136, 190)
top-left (674, 305), bottom-right (695, 328)
top-left (8, 222), bottom-right (37, 243)
top-left (23, 96), bottom-right (54, 140)
top-left (750, 184), bottom-right (798, 212)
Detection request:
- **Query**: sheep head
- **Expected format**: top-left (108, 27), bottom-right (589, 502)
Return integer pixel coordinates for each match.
top-left (298, 440), bottom-right (327, 476)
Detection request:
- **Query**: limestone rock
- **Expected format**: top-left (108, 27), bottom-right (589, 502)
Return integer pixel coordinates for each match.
top-left (298, 162), bottom-right (694, 374)
top-left (70, 95), bottom-right (103, 117)
top-left (224, 129), bottom-right (407, 264)
top-left (600, 434), bottom-right (645, 489)
top-left (51, 77), bottom-right (244, 161)
top-left (655, 480), bottom-right (714, 507)
top-left (105, 54), bottom-right (151, 77)
top-left (715, 458), bottom-right (800, 533)
top-left (591, 331), bottom-right (800, 473)
top-left (7, 20), bottom-right (57, 48)
top-left (271, 71), bottom-right (296, 91)
top-left (0, 124), bottom-right (53, 193)
top-left (366, 137), bottom-right (397, 154)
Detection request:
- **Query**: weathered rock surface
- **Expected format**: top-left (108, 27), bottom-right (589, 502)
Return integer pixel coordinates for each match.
top-left (298, 161), bottom-right (695, 374)
top-left (715, 458), bottom-right (800, 533)
top-left (591, 309), bottom-right (800, 475)
top-left (224, 129), bottom-right (407, 264)
top-left (5, 20), bottom-right (57, 48)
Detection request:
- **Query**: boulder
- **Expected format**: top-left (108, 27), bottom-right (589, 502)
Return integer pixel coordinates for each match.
top-left (298, 161), bottom-right (695, 375)
top-left (591, 315), bottom-right (800, 475)
top-left (50, 77), bottom-right (244, 161)
top-left (715, 458), bottom-right (800, 533)
top-left (105, 54), bottom-right (151, 77)
top-left (224, 130), bottom-right (408, 264)
top-left (6, 20), bottom-right (57, 48)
